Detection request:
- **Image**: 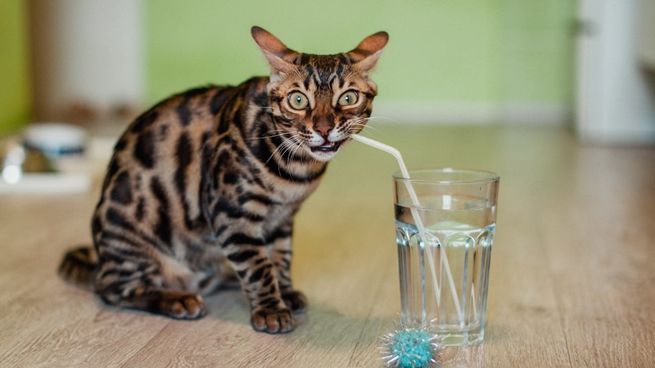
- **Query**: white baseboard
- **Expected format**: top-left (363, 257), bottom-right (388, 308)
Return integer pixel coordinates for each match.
top-left (372, 101), bottom-right (572, 126)
top-left (371, 102), bottom-right (501, 125)
top-left (577, 126), bottom-right (655, 145)
top-left (502, 103), bottom-right (573, 126)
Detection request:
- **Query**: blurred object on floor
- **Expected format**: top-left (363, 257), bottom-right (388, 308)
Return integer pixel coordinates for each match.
top-left (24, 123), bottom-right (86, 159)
top-left (0, 123), bottom-right (92, 194)
top-left (2, 141), bottom-right (55, 178)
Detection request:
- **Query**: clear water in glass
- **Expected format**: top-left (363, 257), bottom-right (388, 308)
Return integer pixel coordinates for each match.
top-left (395, 201), bottom-right (495, 346)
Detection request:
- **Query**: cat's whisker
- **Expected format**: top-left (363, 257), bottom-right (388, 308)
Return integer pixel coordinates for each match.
top-left (281, 143), bottom-right (297, 161)
top-left (287, 136), bottom-right (304, 163)
top-left (350, 116), bottom-right (379, 124)
top-left (264, 144), bottom-right (285, 165)
top-left (345, 120), bottom-right (382, 139)
top-left (348, 122), bottom-right (375, 132)
top-left (248, 128), bottom-right (297, 141)
top-left (281, 135), bottom-right (301, 158)
top-left (249, 131), bottom-right (292, 141)
top-left (343, 117), bottom-right (380, 136)
top-left (265, 134), bottom-right (300, 165)
top-left (358, 115), bottom-right (398, 123)
top-left (365, 115), bottom-right (395, 123)
top-left (349, 128), bottom-right (381, 140)
top-left (352, 116), bottom-right (389, 129)
top-left (274, 133), bottom-right (302, 163)
top-left (344, 116), bottom-right (374, 125)
top-left (347, 119), bottom-right (373, 127)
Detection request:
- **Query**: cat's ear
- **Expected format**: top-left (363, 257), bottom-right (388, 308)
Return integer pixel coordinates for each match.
top-left (251, 26), bottom-right (298, 75)
top-left (347, 31), bottom-right (389, 72)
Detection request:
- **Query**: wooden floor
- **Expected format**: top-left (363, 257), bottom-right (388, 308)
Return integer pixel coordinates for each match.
top-left (1, 125), bottom-right (654, 367)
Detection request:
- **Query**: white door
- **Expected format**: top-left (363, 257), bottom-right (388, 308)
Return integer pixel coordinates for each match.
top-left (575, 0), bottom-right (655, 144)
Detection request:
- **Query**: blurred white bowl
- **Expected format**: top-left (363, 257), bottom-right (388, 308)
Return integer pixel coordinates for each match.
top-left (24, 123), bottom-right (87, 158)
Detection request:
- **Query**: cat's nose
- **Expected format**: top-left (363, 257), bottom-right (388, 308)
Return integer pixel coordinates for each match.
top-left (314, 124), bottom-right (333, 139)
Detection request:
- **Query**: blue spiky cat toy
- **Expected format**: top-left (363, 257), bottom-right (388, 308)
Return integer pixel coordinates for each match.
top-left (380, 327), bottom-right (440, 368)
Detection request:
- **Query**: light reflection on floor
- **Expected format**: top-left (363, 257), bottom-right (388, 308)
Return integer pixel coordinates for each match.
top-left (438, 344), bottom-right (484, 368)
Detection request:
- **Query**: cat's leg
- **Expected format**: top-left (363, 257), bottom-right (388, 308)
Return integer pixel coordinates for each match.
top-left (94, 240), bottom-right (207, 319)
top-left (224, 240), bottom-right (293, 333)
top-left (271, 227), bottom-right (307, 313)
top-left (196, 259), bottom-right (241, 295)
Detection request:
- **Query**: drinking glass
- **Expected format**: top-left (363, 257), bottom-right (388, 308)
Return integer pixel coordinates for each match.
top-left (394, 168), bottom-right (499, 346)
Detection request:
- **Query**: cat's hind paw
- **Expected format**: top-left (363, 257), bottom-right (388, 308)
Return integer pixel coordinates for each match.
top-left (152, 291), bottom-right (208, 320)
top-left (282, 290), bottom-right (308, 313)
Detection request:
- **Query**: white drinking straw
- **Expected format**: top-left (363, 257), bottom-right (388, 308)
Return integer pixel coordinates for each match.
top-left (351, 134), bottom-right (464, 325)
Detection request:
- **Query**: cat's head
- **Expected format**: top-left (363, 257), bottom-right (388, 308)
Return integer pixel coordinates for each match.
top-left (252, 26), bottom-right (388, 162)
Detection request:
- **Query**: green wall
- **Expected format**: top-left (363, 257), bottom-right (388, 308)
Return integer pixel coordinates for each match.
top-left (501, 0), bottom-right (576, 104)
top-left (0, 0), bottom-right (31, 135)
top-left (0, 0), bottom-right (576, 135)
top-left (145, 0), bottom-right (575, 107)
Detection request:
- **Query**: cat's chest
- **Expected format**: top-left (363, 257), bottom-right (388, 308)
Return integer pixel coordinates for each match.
top-left (262, 204), bottom-right (297, 231)
top-left (266, 178), bottom-right (321, 204)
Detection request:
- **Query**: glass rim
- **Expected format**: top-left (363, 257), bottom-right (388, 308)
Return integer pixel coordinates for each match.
top-left (392, 168), bottom-right (500, 185)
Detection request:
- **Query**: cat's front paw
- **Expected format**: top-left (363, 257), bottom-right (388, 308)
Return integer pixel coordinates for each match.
top-left (282, 290), bottom-right (308, 313)
top-left (250, 307), bottom-right (294, 334)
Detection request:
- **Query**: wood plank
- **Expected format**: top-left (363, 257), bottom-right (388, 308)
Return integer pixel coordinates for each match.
top-left (541, 146), bottom-right (655, 368)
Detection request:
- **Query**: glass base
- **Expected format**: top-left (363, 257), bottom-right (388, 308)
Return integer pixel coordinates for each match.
top-left (437, 328), bottom-right (484, 346)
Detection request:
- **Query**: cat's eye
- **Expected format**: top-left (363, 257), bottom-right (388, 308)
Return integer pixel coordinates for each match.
top-left (287, 92), bottom-right (309, 110)
top-left (338, 90), bottom-right (359, 106)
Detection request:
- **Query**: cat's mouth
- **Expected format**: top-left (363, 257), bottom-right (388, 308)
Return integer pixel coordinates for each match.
top-left (310, 140), bottom-right (344, 153)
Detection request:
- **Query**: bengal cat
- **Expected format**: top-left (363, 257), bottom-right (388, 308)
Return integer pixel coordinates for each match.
top-left (58, 26), bottom-right (388, 334)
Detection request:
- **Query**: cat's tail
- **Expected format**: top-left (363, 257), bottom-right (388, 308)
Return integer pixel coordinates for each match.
top-left (58, 245), bottom-right (98, 291)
